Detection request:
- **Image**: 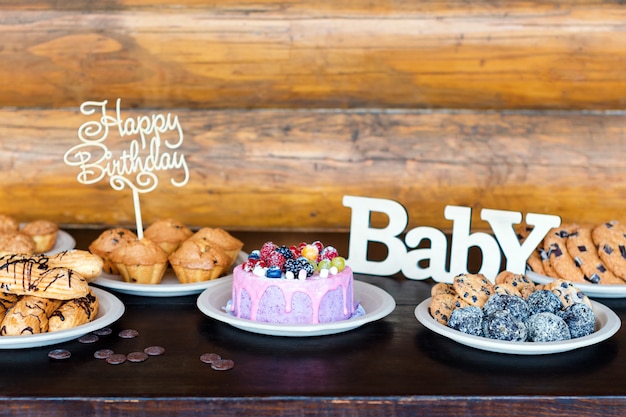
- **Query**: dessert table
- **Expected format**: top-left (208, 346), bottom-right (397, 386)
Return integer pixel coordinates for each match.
top-left (1, 228), bottom-right (626, 417)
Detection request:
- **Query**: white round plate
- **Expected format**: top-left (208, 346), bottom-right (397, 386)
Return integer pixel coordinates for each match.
top-left (92, 252), bottom-right (248, 297)
top-left (415, 297), bottom-right (620, 355)
top-left (0, 287), bottom-right (124, 349)
top-left (196, 277), bottom-right (396, 337)
top-left (527, 270), bottom-right (626, 298)
top-left (45, 229), bottom-right (76, 255)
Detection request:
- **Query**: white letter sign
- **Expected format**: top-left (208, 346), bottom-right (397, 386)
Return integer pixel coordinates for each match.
top-left (343, 195), bottom-right (560, 283)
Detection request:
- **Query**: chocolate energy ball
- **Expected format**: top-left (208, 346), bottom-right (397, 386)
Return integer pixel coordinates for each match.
top-left (558, 303), bottom-right (595, 338)
top-left (526, 312), bottom-right (571, 342)
top-left (527, 290), bottom-right (564, 315)
top-left (482, 310), bottom-right (528, 342)
top-left (447, 305), bottom-right (483, 336)
top-left (483, 294), bottom-right (530, 322)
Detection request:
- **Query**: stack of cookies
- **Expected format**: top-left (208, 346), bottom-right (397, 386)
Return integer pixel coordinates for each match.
top-left (519, 221), bottom-right (626, 285)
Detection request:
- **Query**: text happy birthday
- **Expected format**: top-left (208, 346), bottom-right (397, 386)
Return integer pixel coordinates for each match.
top-left (64, 99), bottom-right (189, 193)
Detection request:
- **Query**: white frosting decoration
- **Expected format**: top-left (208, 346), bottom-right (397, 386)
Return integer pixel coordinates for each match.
top-left (253, 265), bottom-right (266, 277)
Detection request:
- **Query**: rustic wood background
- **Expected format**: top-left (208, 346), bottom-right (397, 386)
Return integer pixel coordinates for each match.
top-left (1, 0), bottom-right (626, 232)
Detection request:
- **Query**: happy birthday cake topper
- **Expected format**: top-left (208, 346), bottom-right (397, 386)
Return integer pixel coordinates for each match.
top-left (64, 98), bottom-right (190, 238)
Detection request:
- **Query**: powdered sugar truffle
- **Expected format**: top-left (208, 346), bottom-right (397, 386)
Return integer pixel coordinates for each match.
top-left (527, 290), bottom-right (564, 315)
top-left (482, 310), bottom-right (527, 342)
top-left (447, 305), bottom-right (483, 336)
top-left (527, 312), bottom-right (571, 342)
top-left (482, 294), bottom-right (530, 322)
top-left (557, 303), bottom-right (595, 338)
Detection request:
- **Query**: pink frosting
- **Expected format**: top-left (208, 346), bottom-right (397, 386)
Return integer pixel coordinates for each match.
top-left (231, 265), bottom-right (354, 324)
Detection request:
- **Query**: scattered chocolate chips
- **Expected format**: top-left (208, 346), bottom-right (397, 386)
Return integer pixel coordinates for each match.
top-left (77, 334), bottom-right (99, 344)
top-left (94, 349), bottom-right (115, 359)
top-left (201, 352), bottom-right (235, 370)
top-left (106, 353), bottom-right (127, 365)
top-left (93, 327), bottom-right (112, 336)
top-left (48, 349), bottom-right (71, 360)
top-left (200, 352), bottom-right (221, 364)
top-left (211, 358), bottom-right (235, 371)
top-left (144, 345), bottom-right (165, 356)
top-left (118, 329), bottom-right (139, 339)
top-left (127, 351), bottom-right (149, 363)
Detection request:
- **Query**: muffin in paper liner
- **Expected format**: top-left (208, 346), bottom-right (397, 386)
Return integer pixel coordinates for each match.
top-left (110, 237), bottom-right (169, 284)
top-left (144, 218), bottom-right (193, 255)
top-left (169, 238), bottom-right (231, 283)
top-left (21, 220), bottom-right (59, 253)
top-left (191, 227), bottom-right (243, 267)
top-left (89, 228), bottom-right (138, 275)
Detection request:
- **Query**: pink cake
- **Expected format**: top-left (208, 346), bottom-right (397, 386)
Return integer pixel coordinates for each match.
top-left (228, 241), bottom-right (356, 324)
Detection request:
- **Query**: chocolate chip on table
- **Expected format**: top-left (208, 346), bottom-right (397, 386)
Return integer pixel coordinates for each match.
top-left (77, 334), bottom-right (99, 344)
top-left (106, 353), bottom-right (127, 365)
top-left (211, 358), bottom-right (235, 371)
top-left (94, 349), bottom-right (115, 359)
top-left (200, 352), bottom-right (235, 370)
top-left (118, 329), bottom-right (139, 339)
top-left (200, 352), bottom-right (221, 364)
top-left (48, 349), bottom-right (71, 360)
top-left (126, 351), bottom-right (149, 363)
top-left (144, 345), bottom-right (165, 356)
top-left (93, 327), bottom-right (112, 336)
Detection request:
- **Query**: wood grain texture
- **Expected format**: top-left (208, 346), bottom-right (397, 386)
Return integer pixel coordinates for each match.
top-left (1, 1), bottom-right (626, 110)
top-left (1, 107), bottom-right (625, 231)
top-left (3, 397), bottom-right (626, 417)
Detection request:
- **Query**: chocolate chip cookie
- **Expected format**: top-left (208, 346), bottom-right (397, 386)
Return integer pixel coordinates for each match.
top-left (567, 225), bottom-right (624, 284)
top-left (543, 225), bottom-right (586, 283)
top-left (452, 273), bottom-right (495, 308)
top-left (592, 221), bottom-right (626, 279)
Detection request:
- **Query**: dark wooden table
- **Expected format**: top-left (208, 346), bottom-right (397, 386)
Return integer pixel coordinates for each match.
top-left (1, 229), bottom-right (626, 416)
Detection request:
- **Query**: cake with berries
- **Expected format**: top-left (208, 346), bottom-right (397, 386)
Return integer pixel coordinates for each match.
top-left (228, 241), bottom-right (356, 324)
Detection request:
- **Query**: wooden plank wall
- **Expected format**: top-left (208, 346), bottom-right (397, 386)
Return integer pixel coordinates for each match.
top-left (1, 1), bottom-right (626, 232)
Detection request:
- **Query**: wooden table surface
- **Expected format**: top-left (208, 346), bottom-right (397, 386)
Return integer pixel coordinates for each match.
top-left (2, 229), bottom-right (626, 417)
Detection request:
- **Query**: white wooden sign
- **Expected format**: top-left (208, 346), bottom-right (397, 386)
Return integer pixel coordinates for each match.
top-left (343, 195), bottom-right (561, 283)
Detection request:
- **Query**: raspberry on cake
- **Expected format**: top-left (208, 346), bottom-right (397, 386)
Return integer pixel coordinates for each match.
top-left (229, 241), bottom-right (355, 324)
